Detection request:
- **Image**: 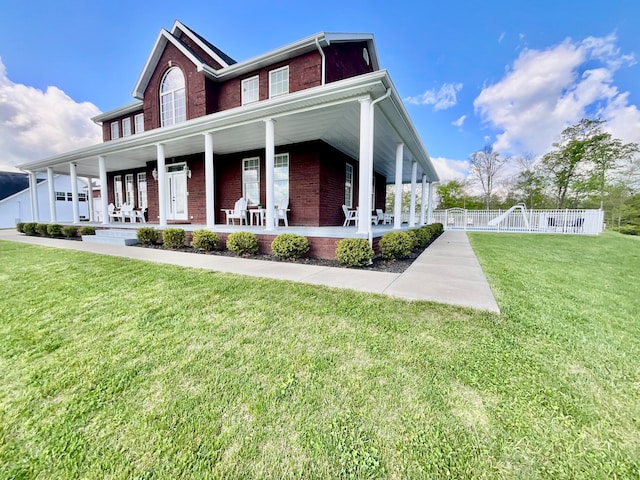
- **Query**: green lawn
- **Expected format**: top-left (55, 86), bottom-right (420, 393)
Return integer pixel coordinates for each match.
top-left (0, 232), bottom-right (638, 479)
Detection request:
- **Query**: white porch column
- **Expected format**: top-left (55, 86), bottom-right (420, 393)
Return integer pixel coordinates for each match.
top-left (47, 167), bottom-right (57, 223)
top-left (427, 182), bottom-right (435, 224)
top-left (70, 162), bottom-right (80, 223)
top-left (157, 143), bottom-right (167, 227)
top-left (99, 156), bottom-right (109, 225)
top-left (264, 118), bottom-right (275, 231)
top-left (420, 174), bottom-right (427, 225)
top-left (86, 177), bottom-right (94, 222)
top-left (357, 97), bottom-right (372, 234)
top-left (393, 143), bottom-right (403, 229)
top-left (204, 132), bottom-right (215, 228)
top-left (28, 171), bottom-right (39, 222)
top-left (409, 160), bottom-right (417, 227)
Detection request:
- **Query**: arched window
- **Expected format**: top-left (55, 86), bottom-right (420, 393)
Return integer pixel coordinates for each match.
top-left (160, 67), bottom-right (186, 127)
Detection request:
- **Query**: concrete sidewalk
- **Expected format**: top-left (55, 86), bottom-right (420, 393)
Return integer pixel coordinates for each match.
top-left (0, 229), bottom-right (499, 313)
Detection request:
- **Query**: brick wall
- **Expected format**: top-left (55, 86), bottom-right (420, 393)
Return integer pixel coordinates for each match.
top-left (325, 41), bottom-right (375, 83)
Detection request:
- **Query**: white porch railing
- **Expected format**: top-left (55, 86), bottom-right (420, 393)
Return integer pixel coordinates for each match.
top-left (428, 207), bottom-right (603, 235)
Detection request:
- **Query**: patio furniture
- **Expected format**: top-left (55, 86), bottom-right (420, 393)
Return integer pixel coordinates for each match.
top-left (108, 203), bottom-right (123, 222)
top-left (120, 204), bottom-right (135, 222)
top-left (376, 209), bottom-right (393, 225)
top-left (342, 205), bottom-right (358, 226)
top-left (275, 199), bottom-right (289, 227)
top-left (223, 198), bottom-right (248, 225)
top-left (132, 208), bottom-right (147, 223)
top-left (249, 208), bottom-right (266, 226)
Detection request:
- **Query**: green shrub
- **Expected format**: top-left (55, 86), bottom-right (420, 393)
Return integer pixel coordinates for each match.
top-left (226, 231), bottom-right (259, 256)
top-left (379, 231), bottom-right (413, 260)
top-left (618, 225), bottom-right (640, 236)
top-left (406, 229), bottom-right (419, 249)
top-left (47, 224), bottom-right (63, 237)
top-left (271, 233), bottom-right (309, 259)
top-left (336, 238), bottom-right (374, 267)
top-left (80, 226), bottom-right (96, 236)
top-left (62, 225), bottom-right (78, 238)
top-left (23, 223), bottom-right (37, 235)
top-left (414, 226), bottom-right (432, 248)
top-left (431, 222), bottom-right (444, 235)
top-left (16, 222), bottom-right (25, 233)
top-left (136, 227), bottom-right (158, 245)
top-left (191, 230), bottom-right (219, 251)
top-left (35, 223), bottom-right (49, 236)
top-left (162, 228), bottom-right (185, 249)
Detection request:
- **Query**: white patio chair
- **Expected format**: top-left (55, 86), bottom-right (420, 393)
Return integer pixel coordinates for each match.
top-left (108, 203), bottom-right (123, 222)
top-left (223, 198), bottom-right (248, 225)
top-left (132, 208), bottom-right (146, 223)
top-left (376, 209), bottom-right (393, 225)
top-left (120, 204), bottom-right (134, 222)
top-left (275, 199), bottom-right (289, 227)
top-left (342, 205), bottom-right (358, 226)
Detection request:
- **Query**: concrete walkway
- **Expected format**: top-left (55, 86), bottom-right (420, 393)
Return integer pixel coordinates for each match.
top-left (0, 229), bottom-right (500, 313)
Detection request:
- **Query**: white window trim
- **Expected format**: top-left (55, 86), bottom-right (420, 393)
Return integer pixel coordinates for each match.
top-left (110, 121), bottom-right (119, 140)
top-left (242, 157), bottom-right (260, 206)
top-left (137, 172), bottom-right (147, 209)
top-left (134, 113), bottom-right (144, 134)
top-left (269, 66), bottom-right (289, 98)
top-left (160, 67), bottom-right (186, 127)
top-left (122, 117), bottom-right (132, 137)
top-left (241, 75), bottom-right (259, 105)
top-left (345, 163), bottom-right (353, 208)
top-left (114, 175), bottom-right (123, 208)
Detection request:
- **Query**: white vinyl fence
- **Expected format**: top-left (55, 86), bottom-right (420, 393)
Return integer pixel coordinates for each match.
top-left (429, 205), bottom-right (604, 235)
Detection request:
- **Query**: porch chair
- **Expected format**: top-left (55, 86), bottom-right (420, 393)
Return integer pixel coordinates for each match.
top-left (342, 205), bottom-right (358, 226)
top-left (108, 203), bottom-right (123, 222)
top-left (223, 198), bottom-right (248, 225)
top-left (376, 209), bottom-right (393, 225)
top-left (275, 199), bottom-right (289, 227)
top-left (132, 208), bottom-right (147, 223)
top-left (120, 204), bottom-right (134, 222)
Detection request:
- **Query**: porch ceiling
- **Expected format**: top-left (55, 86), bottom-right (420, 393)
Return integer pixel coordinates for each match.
top-left (22, 71), bottom-right (437, 184)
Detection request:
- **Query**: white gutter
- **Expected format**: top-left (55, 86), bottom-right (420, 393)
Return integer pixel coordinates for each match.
top-left (315, 37), bottom-right (326, 85)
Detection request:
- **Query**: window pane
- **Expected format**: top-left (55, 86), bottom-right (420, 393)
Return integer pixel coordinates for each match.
top-left (242, 76), bottom-right (259, 105)
top-left (160, 67), bottom-right (186, 127)
top-left (243, 158), bottom-right (260, 205)
top-left (269, 67), bottom-right (289, 98)
top-left (137, 173), bottom-right (147, 209)
top-left (134, 114), bottom-right (144, 133)
top-left (111, 122), bottom-right (119, 139)
top-left (122, 118), bottom-right (132, 136)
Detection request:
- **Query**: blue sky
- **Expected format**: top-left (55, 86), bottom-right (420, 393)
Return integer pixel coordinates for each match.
top-left (1, 0), bottom-right (638, 181)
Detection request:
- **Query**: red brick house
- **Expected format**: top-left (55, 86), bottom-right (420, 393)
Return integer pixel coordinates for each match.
top-left (19, 21), bottom-right (439, 257)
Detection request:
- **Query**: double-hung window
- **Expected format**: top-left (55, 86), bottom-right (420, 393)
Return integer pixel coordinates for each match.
top-left (110, 121), bottom-right (119, 139)
top-left (122, 118), bottom-right (132, 137)
top-left (125, 174), bottom-right (134, 206)
top-left (242, 157), bottom-right (260, 206)
top-left (134, 113), bottom-right (144, 133)
top-left (345, 163), bottom-right (353, 208)
top-left (274, 154), bottom-right (289, 207)
top-left (269, 66), bottom-right (289, 98)
top-left (55, 191), bottom-right (65, 201)
top-left (160, 67), bottom-right (186, 127)
top-left (137, 172), bottom-right (147, 209)
top-left (114, 175), bottom-right (123, 207)
top-left (241, 75), bottom-right (259, 105)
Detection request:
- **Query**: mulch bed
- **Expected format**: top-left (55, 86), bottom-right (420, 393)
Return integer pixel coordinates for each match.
top-left (134, 234), bottom-right (440, 274)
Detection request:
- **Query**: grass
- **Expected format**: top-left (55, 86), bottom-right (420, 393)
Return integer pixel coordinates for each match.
top-left (0, 232), bottom-right (638, 479)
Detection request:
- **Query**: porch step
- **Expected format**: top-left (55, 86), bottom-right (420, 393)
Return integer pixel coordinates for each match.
top-left (82, 229), bottom-right (139, 246)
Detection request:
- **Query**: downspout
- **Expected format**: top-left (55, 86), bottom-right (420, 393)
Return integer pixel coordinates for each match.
top-left (367, 88), bottom-right (392, 247)
top-left (315, 37), bottom-right (326, 85)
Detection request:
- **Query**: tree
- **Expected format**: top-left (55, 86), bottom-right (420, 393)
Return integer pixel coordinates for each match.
top-left (541, 118), bottom-right (638, 209)
top-left (510, 153), bottom-right (550, 209)
top-left (436, 180), bottom-right (467, 209)
top-left (469, 145), bottom-right (507, 209)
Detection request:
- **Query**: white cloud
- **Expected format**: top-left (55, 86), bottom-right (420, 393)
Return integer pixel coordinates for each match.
top-left (451, 115), bottom-right (466, 127)
top-left (405, 82), bottom-right (463, 110)
top-left (0, 57), bottom-right (102, 171)
top-left (498, 32), bottom-right (505, 43)
top-left (431, 156), bottom-right (470, 183)
top-left (474, 33), bottom-right (639, 156)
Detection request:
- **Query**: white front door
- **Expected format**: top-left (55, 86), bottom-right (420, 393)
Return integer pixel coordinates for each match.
top-left (165, 164), bottom-right (188, 221)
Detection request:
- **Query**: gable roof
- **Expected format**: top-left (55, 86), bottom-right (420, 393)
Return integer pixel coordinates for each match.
top-left (132, 20), bottom-right (236, 100)
top-left (0, 172), bottom-right (32, 201)
top-left (131, 21), bottom-right (379, 101)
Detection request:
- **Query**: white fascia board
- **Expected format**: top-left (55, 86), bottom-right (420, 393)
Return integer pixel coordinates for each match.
top-left (131, 30), bottom-right (207, 100)
top-left (171, 20), bottom-right (230, 68)
top-left (92, 101), bottom-right (144, 124)
top-left (380, 74), bottom-right (439, 182)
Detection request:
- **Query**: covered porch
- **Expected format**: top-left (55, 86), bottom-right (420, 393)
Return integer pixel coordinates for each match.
top-left (18, 71), bottom-right (439, 243)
